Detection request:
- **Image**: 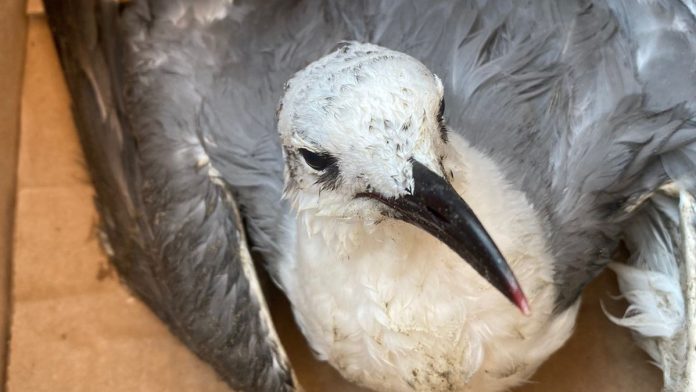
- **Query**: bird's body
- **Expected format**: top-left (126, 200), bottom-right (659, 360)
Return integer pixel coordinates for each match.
top-left (44, 0), bottom-right (696, 391)
top-left (280, 133), bottom-right (577, 391)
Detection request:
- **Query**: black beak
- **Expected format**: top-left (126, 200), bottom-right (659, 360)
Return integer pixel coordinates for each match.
top-left (358, 160), bottom-right (530, 315)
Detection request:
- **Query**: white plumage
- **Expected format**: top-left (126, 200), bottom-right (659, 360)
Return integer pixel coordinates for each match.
top-left (277, 44), bottom-right (577, 392)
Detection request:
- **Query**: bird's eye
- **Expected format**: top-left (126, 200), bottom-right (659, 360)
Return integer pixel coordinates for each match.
top-left (298, 148), bottom-right (337, 171)
top-left (437, 98), bottom-right (448, 142)
top-left (437, 98), bottom-right (445, 121)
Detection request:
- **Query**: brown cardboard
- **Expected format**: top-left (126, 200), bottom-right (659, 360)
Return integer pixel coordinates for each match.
top-left (6, 12), bottom-right (663, 392)
top-left (0, 0), bottom-right (28, 385)
top-left (26, 0), bottom-right (42, 15)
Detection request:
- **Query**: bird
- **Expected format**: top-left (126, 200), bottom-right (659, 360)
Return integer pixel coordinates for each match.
top-left (44, 0), bottom-right (696, 391)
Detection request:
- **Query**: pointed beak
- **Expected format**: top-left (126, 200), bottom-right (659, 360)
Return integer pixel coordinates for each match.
top-left (359, 160), bottom-right (530, 315)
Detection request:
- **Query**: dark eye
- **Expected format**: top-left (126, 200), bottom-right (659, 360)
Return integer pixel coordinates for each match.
top-left (298, 148), bottom-right (337, 171)
top-left (437, 98), bottom-right (448, 142)
top-left (437, 98), bottom-right (445, 121)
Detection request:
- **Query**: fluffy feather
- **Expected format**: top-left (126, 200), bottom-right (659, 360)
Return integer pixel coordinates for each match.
top-left (607, 190), bottom-right (695, 392)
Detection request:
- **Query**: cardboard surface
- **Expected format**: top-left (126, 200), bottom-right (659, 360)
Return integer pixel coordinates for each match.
top-left (7, 14), bottom-right (663, 392)
top-left (8, 16), bottom-right (229, 392)
top-left (0, 0), bottom-right (27, 384)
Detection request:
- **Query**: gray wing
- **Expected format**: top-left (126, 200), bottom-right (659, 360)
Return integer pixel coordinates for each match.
top-left (45, 1), bottom-right (296, 391)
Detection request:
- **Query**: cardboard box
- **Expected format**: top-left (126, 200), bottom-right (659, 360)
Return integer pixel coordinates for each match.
top-left (2, 3), bottom-right (664, 391)
top-left (0, 0), bottom-right (28, 386)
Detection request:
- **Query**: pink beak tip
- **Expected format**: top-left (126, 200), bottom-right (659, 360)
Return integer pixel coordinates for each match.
top-left (513, 288), bottom-right (531, 316)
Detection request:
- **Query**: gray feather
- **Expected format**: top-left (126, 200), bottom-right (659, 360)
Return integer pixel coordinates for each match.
top-left (45, 1), bottom-right (295, 391)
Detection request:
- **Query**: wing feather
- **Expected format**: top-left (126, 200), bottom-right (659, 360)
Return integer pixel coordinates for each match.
top-left (45, 1), bottom-right (296, 390)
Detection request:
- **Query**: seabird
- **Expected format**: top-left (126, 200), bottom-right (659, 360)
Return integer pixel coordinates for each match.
top-left (46, 0), bottom-right (696, 391)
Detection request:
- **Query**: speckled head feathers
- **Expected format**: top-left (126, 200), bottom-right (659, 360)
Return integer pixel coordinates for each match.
top-left (278, 42), bottom-right (447, 218)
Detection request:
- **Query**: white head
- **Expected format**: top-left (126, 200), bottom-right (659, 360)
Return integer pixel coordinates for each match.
top-left (278, 42), bottom-right (447, 221)
top-left (277, 42), bottom-right (529, 313)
